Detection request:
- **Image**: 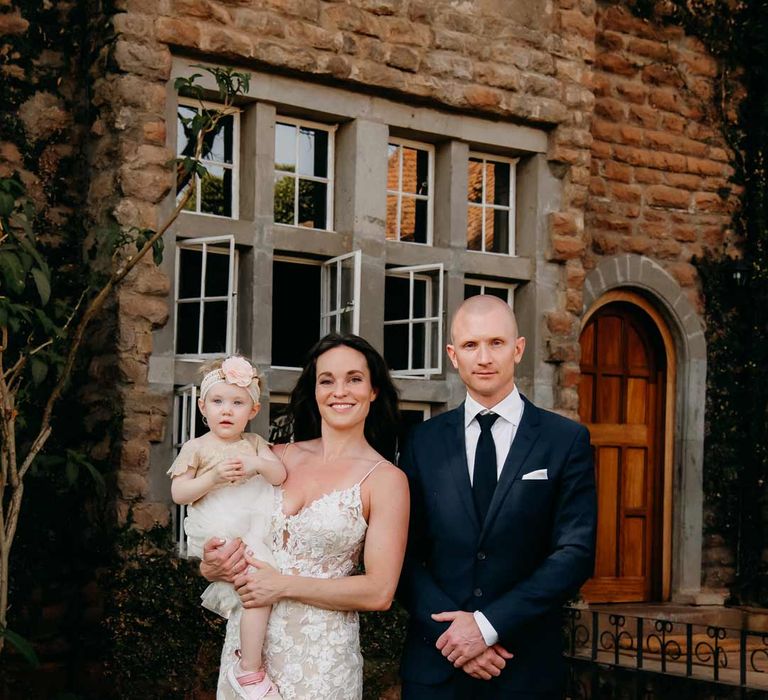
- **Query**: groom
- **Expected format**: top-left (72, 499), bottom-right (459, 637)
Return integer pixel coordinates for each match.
top-left (398, 295), bottom-right (596, 699)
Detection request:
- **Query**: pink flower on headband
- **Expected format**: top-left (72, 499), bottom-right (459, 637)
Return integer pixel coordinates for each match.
top-left (221, 357), bottom-right (255, 388)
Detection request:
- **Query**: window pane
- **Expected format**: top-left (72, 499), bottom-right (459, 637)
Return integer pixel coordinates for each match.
top-left (200, 165), bottom-right (232, 217)
top-left (178, 248), bottom-right (202, 299)
top-left (274, 175), bottom-right (296, 224)
top-left (177, 105), bottom-right (197, 158)
top-left (402, 146), bottom-right (419, 194)
top-left (298, 127), bottom-right (328, 178)
top-left (468, 158), bottom-right (483, 204)
top-left (272, 261), bottom-right (321, 367)
top-left (201, 300), bottom-right (228, 353)
top-left (486, 208), bottom-right (510, 253)
top-left (298, 179), bottom-right (327, 229)
top-left (489, 161), bottom-right (510, 206)
top-left (275, 122), bottom-right (296, 170)
top-left (411, 322), bottom-right (426, 370)
top-left (464, 283), bottom-right (483, 299)
top-left (384, 323), bottom-right (409, 371)
top-left (387, 144), bottom-right (400, 191)
top-left (340, 261), bottom-right (353, 314)
top-left (204, 114), bottom-right (234, 163)
top-left (467, 204), bottom-right (483, 251)
top-left (384, 275), bottom-right (410, 321)
top-left (176, 302), bottom-right (200, 353)
top-left (485, 286), bottom-right (510, 304)
top-left (416, 148), bottom-right (429, 196)
top-left (414, 198), bottom-right (428, 244)
top-left (400, 196), bottom-right (416, 242)
top-left (412, 278), bottom-right (427, 318)
top-left (205, 251), bottom-right (230, 297)
top-left (339, 309), bottom-right (353, 334)
top-left (385, 194), bottom-right (399, 240)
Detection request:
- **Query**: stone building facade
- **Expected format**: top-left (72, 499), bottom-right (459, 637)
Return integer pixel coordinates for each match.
top-left (3, 0), bottom-right (739, 604)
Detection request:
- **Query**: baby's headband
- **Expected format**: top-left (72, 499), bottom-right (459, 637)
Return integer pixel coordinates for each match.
top-left (200, 356), bottom-right (260, 404)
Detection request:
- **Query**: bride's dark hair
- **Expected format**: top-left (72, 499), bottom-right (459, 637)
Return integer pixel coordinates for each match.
top-left (279, 334), bottom-right (400, 461)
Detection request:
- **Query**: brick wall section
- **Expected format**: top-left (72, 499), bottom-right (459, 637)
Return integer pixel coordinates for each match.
top-left (586, 4), bottom-right (739, 592)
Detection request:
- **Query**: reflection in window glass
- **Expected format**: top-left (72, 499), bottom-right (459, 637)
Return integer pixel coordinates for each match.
top-left (274, 119), bottom-right (334, 230)
top-left (176, 103), bottom-right (238, 218)
top-left (466, 154), bottom-right (516, 254)
top-left (386, 140), bottom-right (432, 244)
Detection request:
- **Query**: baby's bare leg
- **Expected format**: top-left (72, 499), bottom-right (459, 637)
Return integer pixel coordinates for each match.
top-left (239, 605), bottom-right (271, 671)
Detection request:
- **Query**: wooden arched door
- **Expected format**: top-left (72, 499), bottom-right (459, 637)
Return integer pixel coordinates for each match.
top-left (579, 300), bottom-right (667, 603)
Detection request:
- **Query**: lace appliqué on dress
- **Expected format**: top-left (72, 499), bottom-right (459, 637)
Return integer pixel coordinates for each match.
top-left (217, 483), bottom-right (369, 700)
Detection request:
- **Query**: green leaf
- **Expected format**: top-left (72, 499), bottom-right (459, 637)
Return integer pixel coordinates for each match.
top-left (1, 627), bottom-right (39, 668)
top-left (152, 236), bottom-right (164, 266)
top-left (0, 251), bottom-right (25, 294)
top-left (65, 459), bottom-right (78, 485)
top-left (30, 357), bottom-right (48, 384)
top-left (83, 459), bottom-right (106, 497)
top-left (0, 191), bottom-right (14, 217)
top-left (31, 267), bottom-right (51, 305)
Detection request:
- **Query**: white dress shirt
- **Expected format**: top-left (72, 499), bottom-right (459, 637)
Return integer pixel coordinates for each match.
top-left (463, 386), bottom-right (525, 647)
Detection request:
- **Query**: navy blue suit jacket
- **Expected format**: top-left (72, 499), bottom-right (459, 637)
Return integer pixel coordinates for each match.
top-left (397, 395), bottom-right (596, 694)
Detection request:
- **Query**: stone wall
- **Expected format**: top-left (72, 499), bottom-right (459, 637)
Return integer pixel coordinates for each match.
top-left (97, 1), bottom-right (740, 588)
top-left (102, 0), bottom-right (597, 527)
top-left (587, 4), bottom-right (738, 592)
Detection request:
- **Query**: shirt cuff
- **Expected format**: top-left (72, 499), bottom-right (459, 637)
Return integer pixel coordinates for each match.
top-left (473, 610), bottom-right (499, 646)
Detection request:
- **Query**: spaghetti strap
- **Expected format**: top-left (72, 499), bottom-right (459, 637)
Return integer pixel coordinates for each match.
top-left (358, 459), bottom-right (387, 485)
top-left (277, 442), bottom-right (293, 460)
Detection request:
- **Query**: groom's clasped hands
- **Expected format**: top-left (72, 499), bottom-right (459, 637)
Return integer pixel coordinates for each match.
top-left (431, 610), bottom-right (513, 680)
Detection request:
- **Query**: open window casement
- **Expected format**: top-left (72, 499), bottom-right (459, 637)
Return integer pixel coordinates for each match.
top-left (321, 250), bottom-right (361, 335)
top-left (172, 383), bottom-right (198, 556)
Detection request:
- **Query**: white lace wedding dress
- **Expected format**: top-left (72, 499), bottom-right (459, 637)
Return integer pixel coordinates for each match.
top-left (217, 464), bottom-right (381, 700)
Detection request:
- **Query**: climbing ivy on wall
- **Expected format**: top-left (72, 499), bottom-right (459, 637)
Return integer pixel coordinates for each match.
top-left (629, 0), bottom-right (768, 602)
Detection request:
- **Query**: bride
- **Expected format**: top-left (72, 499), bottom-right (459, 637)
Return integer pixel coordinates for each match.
top-left (201, 334), bottom-right (409, 699)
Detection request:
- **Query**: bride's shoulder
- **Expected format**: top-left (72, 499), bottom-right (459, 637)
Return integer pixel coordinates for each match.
top-left (276, 438), bottom-right (320, 462)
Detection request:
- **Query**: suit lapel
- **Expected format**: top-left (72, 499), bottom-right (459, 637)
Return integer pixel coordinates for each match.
top-left (480, 395), bottom-right (541, 541)
top-left (443, 404), bottom-right (481, 532)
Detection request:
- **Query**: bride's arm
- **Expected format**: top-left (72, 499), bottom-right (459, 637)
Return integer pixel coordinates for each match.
top-left (235, 465), bottom-right (409, 612)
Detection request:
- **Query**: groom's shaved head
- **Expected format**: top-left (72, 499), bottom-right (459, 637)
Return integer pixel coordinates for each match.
top-left (450, 295), bottom-right (518, 343)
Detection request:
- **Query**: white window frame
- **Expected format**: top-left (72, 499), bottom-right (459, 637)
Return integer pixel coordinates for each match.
top-left (384, 263), bottom-right (444, 378)
top-left (174, 235), bottom-right (238, 358)
top-left (386, 137), bottom-right (434, 246)
top-left (172, 383), bottom-right (198, 556)
top-left (177, 98), bottom-right (240, 219)
top-left (467, 152), bottom-right (518, 255)
top-left (464, 278), bottom-right (516, 308)
top-left (321, 250), bottom-right (361, 335)
top-left (273, 115), bottom-right (336, 231)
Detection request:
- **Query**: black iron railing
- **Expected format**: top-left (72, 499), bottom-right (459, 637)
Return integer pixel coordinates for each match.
top-left (563, 607), bottom-right (768, 693)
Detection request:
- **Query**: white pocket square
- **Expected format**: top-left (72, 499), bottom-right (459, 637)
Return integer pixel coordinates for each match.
top-left (521, 468), bottom-right (548, 480)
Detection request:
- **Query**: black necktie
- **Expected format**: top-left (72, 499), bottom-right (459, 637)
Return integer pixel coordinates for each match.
top-left (473, 412), bottom-right (499, 522)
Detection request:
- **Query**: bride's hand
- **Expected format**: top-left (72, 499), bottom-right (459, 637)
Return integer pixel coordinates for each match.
top-left (234, 550), bottom-right (285, 607)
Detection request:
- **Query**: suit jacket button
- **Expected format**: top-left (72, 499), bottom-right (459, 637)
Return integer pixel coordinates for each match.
top-left (477, 551), bottom-right (486, 561)
top-left (473, 588), bottom-right (483, 597)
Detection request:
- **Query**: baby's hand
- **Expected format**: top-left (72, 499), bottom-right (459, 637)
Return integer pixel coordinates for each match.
top-left (239, 453), bottom-right (262, 477)
top-left (214, 459), bottom-right (246, 485)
